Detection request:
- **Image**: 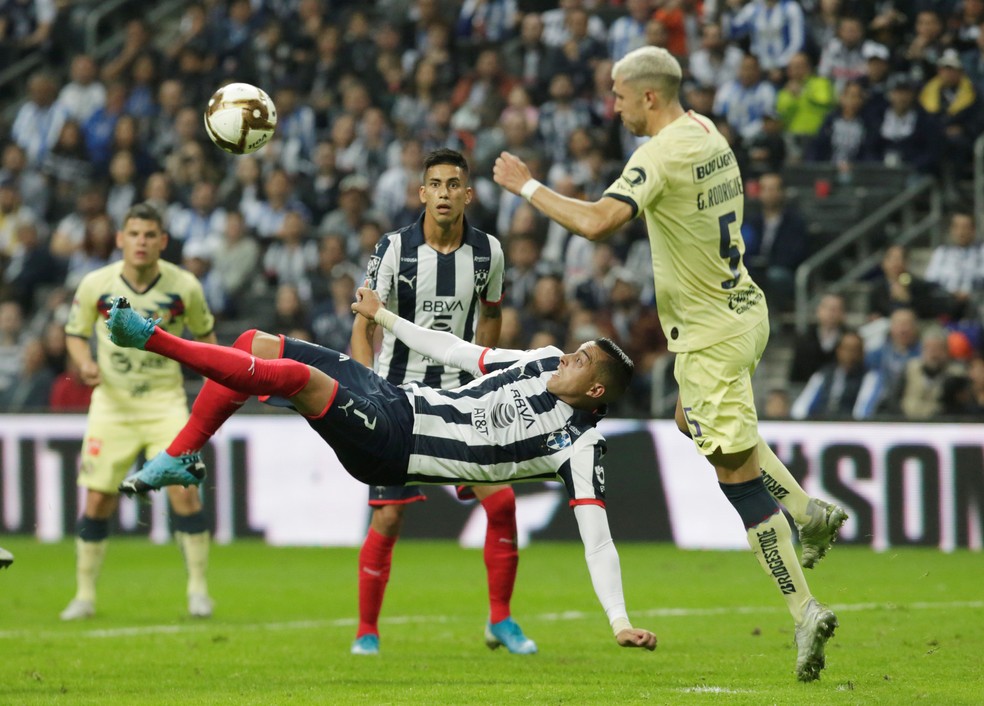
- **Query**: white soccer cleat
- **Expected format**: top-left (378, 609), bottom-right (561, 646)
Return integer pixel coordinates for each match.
top-left (188, 593), bottom-right (214, 618)
top-left (794, 598), bottom-right (838, 682)
top-left (60, 599), bottom-right (95, 621)
top-left (797, 498), bottom-right (848, 569)
top-left (0, 547), bottom-right (13, 569)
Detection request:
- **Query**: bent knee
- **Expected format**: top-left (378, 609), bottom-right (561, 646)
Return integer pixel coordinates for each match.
top-left (251, 331), bottom-right (283, 359)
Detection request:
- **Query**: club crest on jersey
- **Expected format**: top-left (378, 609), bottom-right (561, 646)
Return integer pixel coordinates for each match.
top-left (474, 269), bottom-right (489, 289)
top-left (545, 430), bottom-right (572, 451)
top-left (490, 402), bottom-right (516, 428)
top-left (365, 255), bottom-right (381, 284)
top-left (622, 167), bottom-right (646, 186)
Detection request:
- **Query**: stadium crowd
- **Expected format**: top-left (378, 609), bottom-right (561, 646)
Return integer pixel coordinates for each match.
top-left (2, 0), bottom-right (984, 419)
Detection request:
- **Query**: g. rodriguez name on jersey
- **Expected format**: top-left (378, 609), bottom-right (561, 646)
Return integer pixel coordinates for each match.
top-left (693, 147), bottom-right (743, 211)
top-left (696, 175), bottom-right (743, 210)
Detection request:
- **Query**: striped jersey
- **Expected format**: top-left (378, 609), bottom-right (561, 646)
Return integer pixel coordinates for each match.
top-left (404, 345), bottom-right (607, 506)
top-left (65, 260), bottom-right (214, 421)
top-left (366, 212), bottom-right (504, 388)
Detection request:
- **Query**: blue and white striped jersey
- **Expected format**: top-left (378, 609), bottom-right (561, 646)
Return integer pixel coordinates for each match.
top-left (366, 212), bottom-right (504, 389)
top-left (403, 345), bottom-right (608, 506)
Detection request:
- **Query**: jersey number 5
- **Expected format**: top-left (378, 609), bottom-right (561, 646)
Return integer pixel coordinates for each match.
top-left (718, 211), bottom-right (742, 290)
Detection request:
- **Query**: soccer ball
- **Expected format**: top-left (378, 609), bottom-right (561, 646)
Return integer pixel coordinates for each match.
top-left (203, 82), bottom-right (277, 155)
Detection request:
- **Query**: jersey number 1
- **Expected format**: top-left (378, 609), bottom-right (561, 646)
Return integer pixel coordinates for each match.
top-left (718, 211), bottom-right (741, 290)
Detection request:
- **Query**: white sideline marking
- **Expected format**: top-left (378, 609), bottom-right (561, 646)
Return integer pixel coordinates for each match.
top-left (0, 600), bottom-right (979, 641)
top-left (681, 686), bottom-right (754, 694)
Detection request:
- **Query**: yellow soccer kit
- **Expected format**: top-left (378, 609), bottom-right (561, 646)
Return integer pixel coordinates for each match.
top-left (603, 110), bottom-right (767, 353)
top-left (65, 260), bottom-right (215, 491)
top-left (604, 111), bottom-right (769, 455)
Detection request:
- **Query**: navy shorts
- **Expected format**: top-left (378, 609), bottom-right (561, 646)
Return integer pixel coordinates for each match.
top-left (267, 338), bottom-right (414, 486)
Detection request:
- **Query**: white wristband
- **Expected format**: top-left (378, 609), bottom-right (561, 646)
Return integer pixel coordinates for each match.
top-left (373, 307), bottom-right (397, 331)
top-left (519, 178), bottom-right (542, 203)
top-left (611, 617), bottom-right (632, 636)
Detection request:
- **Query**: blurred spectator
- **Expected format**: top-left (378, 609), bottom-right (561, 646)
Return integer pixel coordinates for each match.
top-left (374, 140), bottom-right (424, 227)
top-left (3, 219), bottom-right (64, 311)
top-left (0, 178), bottom-right (38, 259)
top-left (818, 15), bottom-right (871, 93)
top-left (350, 107), bottom-right (393, 184)
top-left (210, 211), bottom-right (260, 316)
top-left (869, 73), bottom-right (941, 174)
top-left (41, 120), bottom-right (94, 219)
top-left (867, 243), bottom-right (954, 319)
top-left (790, 292), bottom-right (848, 384)
top-left (856, 306), bottom-right (922, 418)
top-left (652, 0), bottom-right (692, 58)
top-left (101, 18), bottom-right (160, 83)
top-left (81, 81), bottom-right (127, 174)
top-left (542, 7), bottom-right (607, 94)
top-left (503, 12), bottom-right (549, 101)
top-left (961, 20), bottom-right (984, 91)
top-left (762, 386), bottom-right (792, 419)
top-left (148, 79), bottom-right (189, 164)
top-left (745, 112), bottom-right (788, 175)
top-left (39, 316), bottom-right (66, 374)
top-left (0, 143), bottom-right (49, 220)
top-left (272, 84), bottom-right (318, 176)
top-left (713, 53), bottom-right (777, 141)
top-left (541, 0), bottom-right (607, 49)
top-left (805, 0), bottom-right (841, 52)
top-left (64, 213), bottom-right (116, 291)
top-left (859, 42), bottom-right (893, 122)
top-left (164, 140), bottom-right (215, 204)
top-left (920, 49), bottom-right (981, 196)
top-left (263, 282), bottom-right (311, 337)
top-left (689, 21), bottom-right (745, 90)
top-left (218, 154), bottom-right (263, 213)
top-left (245, 168), bottom-right (310, 243)
top-left (453, 48), bottom-right (517, 133)
top-left (573, 241), bottom-right (617, 311)
top-left (889, 325), bottom-right (966, 419)
top-left (0, 300), bottom-right (27, 395)
top-left (319, 174), bottom-right (382, 249)
top-left (498, 305), bottom-right (524, 348)
top-left (538, 73), bottom-right (595, 163)
top-left (49, 185), bottom-right (105, 260)
top-left (263, 210), bottom-right (318, 294)
top-left (0, 0), bottom-right (56, 62)
top-left (608, 0), bottom-right (653, 62)
top-left (57, 54), bottom-right (106, 124)
top-left (455, 0), bottom-right (518, 44)
top-left (902, 10), bottom-right (946, 84)
top-left (310, 270), bottom-right (358, 351)
top-left (806, 80), bottom-right (875, 165)
top-left (391, 58), bottom-right (443, 138)
top-left (924, 211), bottom-right (983, 316)
top-left (791, 330), bottom-right (868, 419)
top-left (108, 114), bottom-right (157, 180)
top-left (296, 142), bottom-right (342, 223)
top-left (728, 0), bottom-right (806, 78)
top-left (521, 274), bottom-right (569, 344)
top-left (0, 337), bottom-right (53, 411)
top-left (105, 151), bottom-right (138, 228)
top-left (952, 0), bottom-right (984, 52)
top-left (169, 182), bottom-right (227, 250)
top-left (182, 239), bottom-right (227, 316)
top-left (503, 232), bottom-right (542, 310)
top-left (124, 52), bottom-right (159, 122)
top-left (776, 52), bottom-right (836, 152)
top-left (741, 173), bottom-right (809, 309)
top-left (11, 71), bottom-right (68, 167)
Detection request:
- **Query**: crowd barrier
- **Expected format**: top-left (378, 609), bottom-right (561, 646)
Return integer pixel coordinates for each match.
top-left (1, 415), bottom-right (981, 551)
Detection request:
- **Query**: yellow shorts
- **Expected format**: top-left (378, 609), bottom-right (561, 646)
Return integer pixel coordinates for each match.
top-left (674, 318), bottom-right (769, 457)
top-left (77, 411), bottom-right (189, 493)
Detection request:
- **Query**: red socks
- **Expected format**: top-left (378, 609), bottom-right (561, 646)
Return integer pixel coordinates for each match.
top-left (167, 330), bottom-right (258, 455)
top-left (357, 528), bottom-right (397, 638)
top-left (145, 327), bottom-right (310, 400)
top-left (481, 487), bottom-right (518, 624)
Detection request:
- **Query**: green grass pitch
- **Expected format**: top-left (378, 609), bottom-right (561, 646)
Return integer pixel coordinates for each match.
top-left (1, 539), bottom-right (981, 705)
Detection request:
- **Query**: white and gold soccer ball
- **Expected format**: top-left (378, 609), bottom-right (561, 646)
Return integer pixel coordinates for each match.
top-left (203, 82), bottom-right (277, 155)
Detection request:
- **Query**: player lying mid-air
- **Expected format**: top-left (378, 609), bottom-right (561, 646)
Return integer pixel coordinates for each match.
top-left (107, 294), bottom-right (656, 651)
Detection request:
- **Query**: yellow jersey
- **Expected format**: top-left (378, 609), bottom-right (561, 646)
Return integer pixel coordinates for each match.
top-left (65, 260), bottom-right (215, 421)
top-left (604, 110), bottom-right (767, 352)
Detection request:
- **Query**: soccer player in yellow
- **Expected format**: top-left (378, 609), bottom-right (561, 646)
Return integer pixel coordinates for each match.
top-left (493, 46), bottom-right (847, 682)
top-left (61, 203), bottom-right (217, 620)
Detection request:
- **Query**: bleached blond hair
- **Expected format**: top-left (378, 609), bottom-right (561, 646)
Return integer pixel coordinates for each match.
top-left (611, 46), bottom-right (683, 102)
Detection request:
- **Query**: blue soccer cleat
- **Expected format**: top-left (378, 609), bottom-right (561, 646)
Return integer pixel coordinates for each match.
top-left (106, 296), bottom-right (160, 349)
top-left (484, 617), bottom-right (538, 655)
top-left (351, 634), bottom-right (380, 655)
top-left (119, 450), bottom-right (206, 496)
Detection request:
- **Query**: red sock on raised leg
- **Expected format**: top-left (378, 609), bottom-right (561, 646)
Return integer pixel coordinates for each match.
top-left (481, 487), bottom-right (518, 624)
top-left (145, 327), bottom-right (309, 399)
top-left (167, 330), bottom-right (261, 455)
top-left (357, 528), bottom-right (397, 638)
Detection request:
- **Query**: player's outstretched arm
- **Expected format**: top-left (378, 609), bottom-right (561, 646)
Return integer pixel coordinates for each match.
top-left (573, 504), bottom-right (657, 651)
top-left (493, 151), bottom-right (634, 242)
top-left (352, 287), bottom-right (487, 378)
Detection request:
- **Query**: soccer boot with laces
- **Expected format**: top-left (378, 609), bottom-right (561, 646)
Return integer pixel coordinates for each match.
top-left (794, 598), bottom-right (838, 682)
top-left (0, 546), bottom-right (13, 569)
top-left (797, 498), bottom-right (849, 569)
top-left (60, 599), bottom-right (96, 621)
top-left (484, 617), bottom-right (538, 654)
top-left (119, 450), bottom-right (206, 496)
top-left (106, 296), bottom-right (160, 349)
top-left (351, 634), bottom-right (380, 655)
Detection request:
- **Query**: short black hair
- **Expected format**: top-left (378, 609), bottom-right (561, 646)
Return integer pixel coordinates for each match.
top-left (422, 148), bottom-right (469, 180)
top-left (122, 202), bottom-right (164, 228)
top-left (593, 337), bottom-right (634, 401)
